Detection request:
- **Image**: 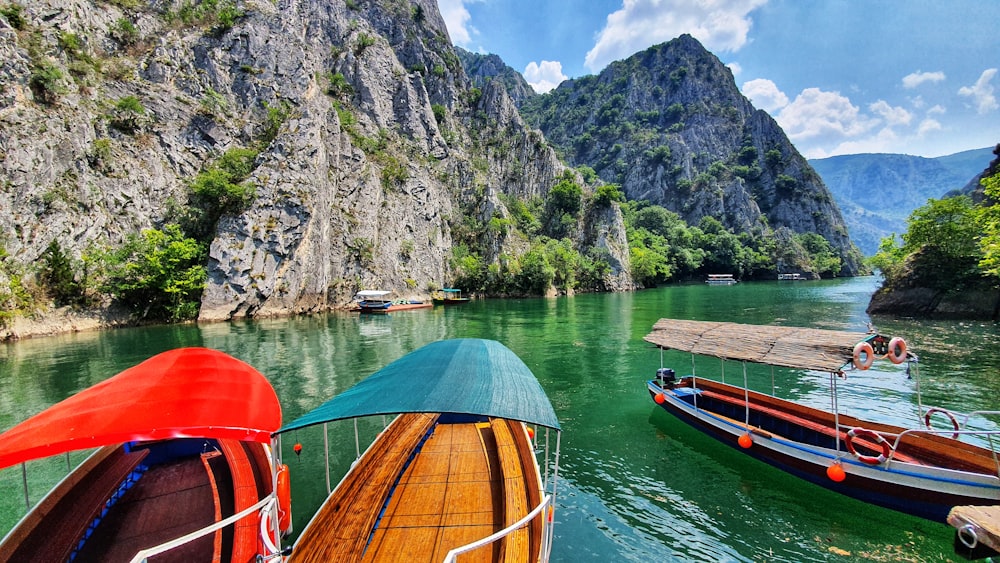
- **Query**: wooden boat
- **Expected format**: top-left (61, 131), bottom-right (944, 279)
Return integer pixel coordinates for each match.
top-left (0, 347), bottom-right (292, 562)
top-left (644, 319), bottom-right (1000, 523)
top-left (706, 274), bottom-right (737, 285)
top-left (277, 338), bottom-right (561, 562)
top-left (432, 288), bottom-right (471, 304)
top-left (354, 290), bottom-right (393, 312)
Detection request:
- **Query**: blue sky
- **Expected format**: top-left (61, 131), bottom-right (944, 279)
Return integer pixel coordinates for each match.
top-left (437, 0), bottom-right (999, 159)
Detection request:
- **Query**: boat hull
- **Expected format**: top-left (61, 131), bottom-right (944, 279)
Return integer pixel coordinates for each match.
top-left (647, 379), bottom-right (1000, 522)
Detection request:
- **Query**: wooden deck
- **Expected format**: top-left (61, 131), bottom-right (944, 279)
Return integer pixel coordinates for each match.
top-left (290, 414), bottom-right (542, 563)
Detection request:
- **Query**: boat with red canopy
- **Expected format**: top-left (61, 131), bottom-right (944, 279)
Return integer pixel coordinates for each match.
top-left (0, 347), bottom-right (292, 563)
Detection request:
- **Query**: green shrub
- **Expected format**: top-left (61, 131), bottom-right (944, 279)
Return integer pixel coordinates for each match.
top-left (111, 18), bottom-right (140, 46)
top-left (29, 60), bottom-right (66, 104)
top-left (1, 4), bottom-right (27, 30)
top-left (93, 224), bottom-right (206, 321)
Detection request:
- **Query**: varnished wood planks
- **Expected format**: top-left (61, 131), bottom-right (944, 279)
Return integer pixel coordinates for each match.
top-left (291, 415), bottom-right (544, 563)
top-left (288, 413), bottom-right (439, 563)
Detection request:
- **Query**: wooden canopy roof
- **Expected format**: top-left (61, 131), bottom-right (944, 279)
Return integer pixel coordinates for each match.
top-left (643, 319), bottom-right (885, 373)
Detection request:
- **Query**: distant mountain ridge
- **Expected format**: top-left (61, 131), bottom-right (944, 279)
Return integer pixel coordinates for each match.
top-left (809, 147), bottom-right (994, 255)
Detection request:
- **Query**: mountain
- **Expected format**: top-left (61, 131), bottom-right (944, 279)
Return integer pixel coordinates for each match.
top-left (455, 47), bottom-right (536, 105)
top-left (515, 35), bottom-right (863, 276)
top-left (809, 147), bottom-right (995, 255)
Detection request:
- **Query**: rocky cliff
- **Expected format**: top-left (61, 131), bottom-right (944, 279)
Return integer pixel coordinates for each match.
top-left (518, 35), bottom-right (863, 276)
top-left (0, 0), bottom-right (632, 328)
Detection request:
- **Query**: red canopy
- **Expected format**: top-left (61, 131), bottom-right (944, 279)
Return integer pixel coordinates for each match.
top-left (0, 347), bottom-right (281, 470)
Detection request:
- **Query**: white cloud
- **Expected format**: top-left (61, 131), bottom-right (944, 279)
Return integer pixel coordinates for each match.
top-left (727, 62), bottom-right (742, 77)
top-left (917, 118), bottom-right (943, 136)
top-left (741, 78), bottom-right (788, 113)
top-left (775, 88), bottom-right (878, 142)
top-left (584, 0), bottom-right (767, 73)
top-left (868, 100), bottom-right (912, 127)
top-left (524, 60), bottom-right (568, 94)
top-left (927, 104), bottom-right (946, 115)
top-left (902, 70), bottom-right (945, 89)
top-left (958, 68), bottom-right (999, 114)
top-left (437, 0), bottom-right (478, 46)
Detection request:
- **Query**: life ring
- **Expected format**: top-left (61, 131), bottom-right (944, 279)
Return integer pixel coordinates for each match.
top-left (886, 337), bottom-right (908, 364)
top-left (277, 463), bottom-right (292, 534)
top-left (846, 427), bottom-right (892, 465)
top-left (852, 342), bottom-right (874, 370)
top-left (924, 407), bottom-right (961, 439)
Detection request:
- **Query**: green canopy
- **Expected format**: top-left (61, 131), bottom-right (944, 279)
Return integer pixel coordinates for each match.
top-left (277, 339), bottom-right (560, 433)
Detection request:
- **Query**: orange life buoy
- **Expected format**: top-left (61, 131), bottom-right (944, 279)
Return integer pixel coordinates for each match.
top-left (852, 342), bottom-right (874, 370)
top-left (277, 463), bottom-right (292, 533)
top-left (887, 337), bottom-right (907, 364)
top-left (846, 427), bottom-right (892, 465)
top-left (924, 407), bottom-right (961, 439)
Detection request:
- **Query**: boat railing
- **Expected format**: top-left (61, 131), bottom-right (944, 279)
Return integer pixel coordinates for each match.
top-left (441, 494), bottom-right (553, 563)
top-left (852, 426), bottom-right (1000, 476)
top-left (127, 494), bottom-right (281, 563)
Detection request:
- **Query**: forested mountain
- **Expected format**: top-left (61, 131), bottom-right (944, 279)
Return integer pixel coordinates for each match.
top-left (514, 35), bottom-right (863, 277)
top-left (809, 147), bottom-right (994, 255)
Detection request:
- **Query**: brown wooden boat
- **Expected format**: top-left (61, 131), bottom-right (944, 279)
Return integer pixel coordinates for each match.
top-left (0, 348), bottom-right (291, 562)
top-left (277, 339), bottom-right (561, 563)
top-left (644, 319), bottom-right (1000, 523)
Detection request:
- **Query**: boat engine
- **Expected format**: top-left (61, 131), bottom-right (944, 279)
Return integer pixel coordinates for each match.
top-left (655, 368), bottom-right (676, 389)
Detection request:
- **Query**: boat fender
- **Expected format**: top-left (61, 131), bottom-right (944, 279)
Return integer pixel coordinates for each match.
top-left (277, 463), bottom-right (292, 534)
top-left (924, 407), bottom-right (961, 439)
top-left (852, 342), bottom-right (875, 370)
top-left (886, 337), bottom-right (907, 364)
top-left (845, 427), bottom-right (891, 465)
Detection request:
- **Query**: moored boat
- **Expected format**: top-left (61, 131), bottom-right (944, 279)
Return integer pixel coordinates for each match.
top-left (643, 318), bottom-right (1000, 523)
top-left (706, 274), bottom-right (737, 285)
top-left (0, 347), bottom-right (292, 562)
top-left (277, 338), bottom-right (561, 562)
top-left (432, 288), bottom-right (471, 304)
top-left (354, 290), bottom-right (393, 312)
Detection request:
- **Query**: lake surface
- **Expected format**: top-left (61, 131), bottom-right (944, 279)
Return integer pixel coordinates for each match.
top-left (2, 276), bottom-right (998, 561)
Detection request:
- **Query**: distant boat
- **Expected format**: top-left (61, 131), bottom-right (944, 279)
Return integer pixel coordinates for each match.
top-left (354, 290), bottom-right (393, 312)
top-left (644, 319), bottom-right (1000, 523)
top-left (353, 290), bottom-right (433, 313)
top-left (277, 338), bottom-right (562, 562)
top-left (432, 288), bottom-right (470, 304)
top-left (706, 274), bottom-right (737, 285)
top-left (778, 273), bottom-right (805, 280)
top-left (0, 347), bottom-right (291, 562)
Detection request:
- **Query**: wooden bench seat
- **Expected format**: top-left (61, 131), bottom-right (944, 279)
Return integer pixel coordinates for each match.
top-left (491, 418), bottom-right (532, 563)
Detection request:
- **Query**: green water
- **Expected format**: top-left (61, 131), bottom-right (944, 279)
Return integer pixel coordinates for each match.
top-left (2, 276), bottom-right (998, 561)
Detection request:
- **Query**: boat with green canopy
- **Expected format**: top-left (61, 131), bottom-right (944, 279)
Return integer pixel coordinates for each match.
top-left (278, 338), bottom-right (561, 563)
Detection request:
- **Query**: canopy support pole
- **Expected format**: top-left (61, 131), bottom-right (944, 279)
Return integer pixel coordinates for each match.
top-left (831, 372), bottom-right (842, 454)
top-left (324, 422), bottom-right (331, 494)
top-left (21, 462), bottom-right (29, 510)
top-left (354, 419), bottom-right (361, 460)
top-left (742, 361), bottom-right (750, 427)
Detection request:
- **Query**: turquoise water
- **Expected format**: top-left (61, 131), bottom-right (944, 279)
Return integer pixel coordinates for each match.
top-left (2, 276), bottom-right (997, 561)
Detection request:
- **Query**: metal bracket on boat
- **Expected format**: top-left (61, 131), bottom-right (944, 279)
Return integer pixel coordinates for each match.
top-left (957, 523), bottom-right (979, 549)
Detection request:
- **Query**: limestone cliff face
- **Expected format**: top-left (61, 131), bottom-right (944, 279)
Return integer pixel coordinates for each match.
top-left (0, 0), bottom-right (633, 324)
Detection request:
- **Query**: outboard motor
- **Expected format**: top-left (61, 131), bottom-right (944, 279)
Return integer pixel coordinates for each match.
top-left (655, 368), bottom-right (676, 389)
